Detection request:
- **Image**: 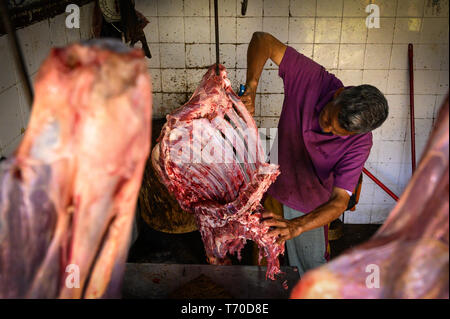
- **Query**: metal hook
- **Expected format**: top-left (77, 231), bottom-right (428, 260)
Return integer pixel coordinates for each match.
top-left (214, 0), bottom-right (220, 75)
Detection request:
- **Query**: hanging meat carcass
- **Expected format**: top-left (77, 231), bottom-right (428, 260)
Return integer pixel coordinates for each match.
top-left (0, 39), bottom-right (152, 298)
top-left (152, 64), bottom-right (283, 279)
top-left (291, 97), bottom-right (449, 299)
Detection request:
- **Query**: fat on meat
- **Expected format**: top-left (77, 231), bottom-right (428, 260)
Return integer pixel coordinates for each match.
top-left (291, 97), bottom-right (449, 299)
top-left (152, 64), bottom-right (284, 280)
top-left (0, 39), bottom-right (152, 298)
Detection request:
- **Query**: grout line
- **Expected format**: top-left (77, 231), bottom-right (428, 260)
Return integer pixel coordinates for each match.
top-left (0, 81), bottom-right (20, 96)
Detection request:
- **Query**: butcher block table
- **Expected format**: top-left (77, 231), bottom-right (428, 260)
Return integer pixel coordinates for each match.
top-left (122, 263), bottom-right (300, 299)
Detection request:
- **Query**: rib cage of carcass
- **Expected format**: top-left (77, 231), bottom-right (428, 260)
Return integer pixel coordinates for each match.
top-left (152, 64), bottom-right (283, 279)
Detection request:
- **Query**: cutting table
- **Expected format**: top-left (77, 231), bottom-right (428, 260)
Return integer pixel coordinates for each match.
top-left (121, 263), bottom-right (300, 299)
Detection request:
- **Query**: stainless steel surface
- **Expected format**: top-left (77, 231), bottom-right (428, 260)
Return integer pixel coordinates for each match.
top-left (122, 263), bottom-right (300, 299)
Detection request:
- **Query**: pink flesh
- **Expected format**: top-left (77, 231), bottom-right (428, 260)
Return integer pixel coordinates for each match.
top-left (152, 64), bottom-right (284, 280)
top-left (0, 40), bottom-right (152, 298)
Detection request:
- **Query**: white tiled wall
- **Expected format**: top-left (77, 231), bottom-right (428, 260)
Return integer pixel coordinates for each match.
top-left (0, 0), bottom-right (448, 225)
top-left (0, 2), bottom-right (95, 157)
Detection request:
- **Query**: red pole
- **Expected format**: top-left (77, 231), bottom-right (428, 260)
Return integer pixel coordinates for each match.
top-left (363, 168), bottom-right (399, 201)
top-left (408, 44), bottom-right (416, 173)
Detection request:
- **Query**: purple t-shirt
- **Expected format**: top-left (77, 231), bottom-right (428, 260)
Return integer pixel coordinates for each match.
top-left (267, 46), bottom-right (372, 213)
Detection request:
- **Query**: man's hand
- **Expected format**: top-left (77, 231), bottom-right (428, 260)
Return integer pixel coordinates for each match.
top-left (240, 82), bottom-right (257, 115)
top-left (262, 187), bottom-right (349, 246)
top-left (243, 32), bottom-right (286, 116)
top-left (262, 211), bottom-right (303, 245)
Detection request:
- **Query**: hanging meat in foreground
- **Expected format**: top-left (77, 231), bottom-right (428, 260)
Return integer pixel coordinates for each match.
top-left (0, 39), bottom-right (152, 298)
top-left (291, 97), bottom-right (449, 299)
top-left (152, 64), bottom-right (283, 280)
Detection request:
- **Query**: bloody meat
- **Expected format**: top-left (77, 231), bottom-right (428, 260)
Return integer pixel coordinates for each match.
top-left (0, 39), bottom-right (152, 298)
top-left (290, 97), bottom-right (449, 299)
top-left (152, 64), bottom-right (284, 280)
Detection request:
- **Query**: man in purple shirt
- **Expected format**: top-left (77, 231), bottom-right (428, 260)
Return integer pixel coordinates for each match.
top-left (241, 32), bottom-right (389, 276)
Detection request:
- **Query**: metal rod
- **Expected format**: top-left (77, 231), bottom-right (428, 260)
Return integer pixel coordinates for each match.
top-left (213, 0), bottom-right (220, 75)
top-left (363, 168), bottom-right (399, 201)
top-left (241, 0), bottom-right (248, 15)
top-left (0, 0), bottom-right (33, 108)
top-left (408, 43), bottom-right (416, 173)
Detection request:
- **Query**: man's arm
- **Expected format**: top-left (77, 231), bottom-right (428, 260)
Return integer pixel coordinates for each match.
top-left (262, 187), bottom-right (350, 245)
top-left (241, 32), bottom-right (287, 115)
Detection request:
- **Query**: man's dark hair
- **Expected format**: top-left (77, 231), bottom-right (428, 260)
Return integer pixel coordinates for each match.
top-left (334, 85), bottom-right (389, 134)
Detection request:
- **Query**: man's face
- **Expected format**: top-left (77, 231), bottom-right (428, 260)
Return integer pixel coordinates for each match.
top-left (319, 101), bottom-right (356, 136)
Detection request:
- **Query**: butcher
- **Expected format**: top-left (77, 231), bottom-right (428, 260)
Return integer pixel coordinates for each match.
top-left (240, 32), bottom-right (389, 276)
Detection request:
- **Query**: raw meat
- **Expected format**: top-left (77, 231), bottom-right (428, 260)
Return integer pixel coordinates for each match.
top-left (0, 39), bottom-right (152, 298)
top-left (291, 97), bottom-right (449, 299)
top-left (152, 64), bottom-right (283, 280)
